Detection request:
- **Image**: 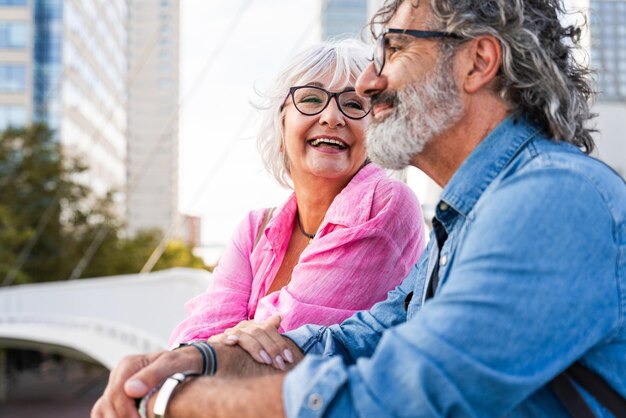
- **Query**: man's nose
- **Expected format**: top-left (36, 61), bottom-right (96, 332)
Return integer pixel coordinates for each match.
top-left (356, 61), bottom-right (387, 98)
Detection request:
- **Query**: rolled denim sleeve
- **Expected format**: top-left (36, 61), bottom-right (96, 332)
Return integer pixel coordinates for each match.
top-left (284, 260), bottom-right (424, 363)
top-left (282, 261), bottom-right (426, 418)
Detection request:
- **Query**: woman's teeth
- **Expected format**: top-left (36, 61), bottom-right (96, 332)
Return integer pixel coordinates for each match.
top-left (309, 138), bottom-right (347, 149)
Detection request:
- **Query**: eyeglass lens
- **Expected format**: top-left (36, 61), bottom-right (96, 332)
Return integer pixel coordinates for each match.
top-left (292, 87), bottom-right (370, 119)
top-left (374, 35), bottom-right (386, 75)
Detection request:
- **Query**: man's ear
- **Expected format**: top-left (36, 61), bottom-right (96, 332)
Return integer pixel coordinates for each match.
top-left (460, 35), bottom-right (502, 94)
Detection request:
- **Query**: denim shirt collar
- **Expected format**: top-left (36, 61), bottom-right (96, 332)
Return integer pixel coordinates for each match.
top-left (439, 116), bottom-right (542, 219)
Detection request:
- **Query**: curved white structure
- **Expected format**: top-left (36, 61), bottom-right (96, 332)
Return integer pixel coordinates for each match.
top-left (0, 268), bottom-right (211, 369)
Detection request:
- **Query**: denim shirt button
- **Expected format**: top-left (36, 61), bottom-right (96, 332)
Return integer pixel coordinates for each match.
top-left (307, 393), bottom-right (324, 410)
top-left (440, 255), bottom-right (448, 266)
top-left (438, 202), bottom-right (449, 211)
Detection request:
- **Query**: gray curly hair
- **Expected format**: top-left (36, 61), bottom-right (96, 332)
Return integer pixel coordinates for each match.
top-left (256, 38), bottom-right (371, 188)
top-left (371, 0), bottom-right (596, 153)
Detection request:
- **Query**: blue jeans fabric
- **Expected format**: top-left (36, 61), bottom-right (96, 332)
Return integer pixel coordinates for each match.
top-left (283, 117), bottom-right (626, 418)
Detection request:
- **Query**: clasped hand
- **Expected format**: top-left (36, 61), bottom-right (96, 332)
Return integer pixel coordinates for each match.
top-left (209, 314), bottom-right (295, 370)
top-left (91, 315), bottom-right (294, 418)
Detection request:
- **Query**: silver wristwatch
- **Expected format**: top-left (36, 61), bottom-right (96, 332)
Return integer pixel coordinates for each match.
top-left (152, 371), bottom-right (200, 418)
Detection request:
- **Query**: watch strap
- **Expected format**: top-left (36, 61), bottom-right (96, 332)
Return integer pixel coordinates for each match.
top-left (152, 371), bottom-right (200, 418)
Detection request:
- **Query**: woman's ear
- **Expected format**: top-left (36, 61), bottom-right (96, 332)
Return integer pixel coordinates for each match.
top-left (460, 35), bottom-right (502, 94)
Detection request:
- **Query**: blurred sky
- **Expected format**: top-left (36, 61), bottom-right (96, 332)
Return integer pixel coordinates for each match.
top-left (179, 0), bottom-right (322, 256)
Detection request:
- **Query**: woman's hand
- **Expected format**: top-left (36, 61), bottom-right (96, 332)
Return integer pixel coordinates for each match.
top-left (209, 315), bottom-right (295, 371)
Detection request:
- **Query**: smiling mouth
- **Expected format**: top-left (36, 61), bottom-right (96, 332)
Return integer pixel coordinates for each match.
top-left (370, 92), bottom-right (397, 119)
top-left (307, 138), bottom-right (348, 150)
top-left (372, 103), bottom-right (393, 118)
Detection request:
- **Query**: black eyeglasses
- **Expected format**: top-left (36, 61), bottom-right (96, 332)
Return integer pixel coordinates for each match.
top-left (282, 85), bottom-right (370, 120)
top-left (373, 28), bottom-right (462, 76)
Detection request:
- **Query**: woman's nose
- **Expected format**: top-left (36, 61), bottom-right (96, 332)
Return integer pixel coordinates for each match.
top-left (318, 97), bottom-right (346, 128)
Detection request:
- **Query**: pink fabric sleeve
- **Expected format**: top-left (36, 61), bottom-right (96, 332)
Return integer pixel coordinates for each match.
top-left (167, 210), bottom-right (263, 346)
top-left (254, 180), bottom-right (426, 331)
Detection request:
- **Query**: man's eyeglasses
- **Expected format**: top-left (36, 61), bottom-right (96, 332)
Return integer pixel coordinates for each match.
top-left (282, 86), bottom-right (371, 120)
top-left (373, 28), bottom-right (462, 76)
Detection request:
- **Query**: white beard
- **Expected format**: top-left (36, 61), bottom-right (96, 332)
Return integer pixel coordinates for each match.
top-left (366, 56), bottom-right (464, 170)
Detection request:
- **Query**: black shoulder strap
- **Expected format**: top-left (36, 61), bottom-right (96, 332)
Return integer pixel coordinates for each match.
top-left (550, 362), bottom-right (626, 418)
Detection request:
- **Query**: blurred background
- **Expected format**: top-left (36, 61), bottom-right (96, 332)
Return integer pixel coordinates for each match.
top-left (0, 0), bottom-right (623, 416)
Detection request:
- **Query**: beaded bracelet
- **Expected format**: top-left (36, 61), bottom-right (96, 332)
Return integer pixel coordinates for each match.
top-left (174, 341), bottom-right (217, 376)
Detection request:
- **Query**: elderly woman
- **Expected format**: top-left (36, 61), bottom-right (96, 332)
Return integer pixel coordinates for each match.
top-left (91, 39), bottom-right (426, 417)
top-left (169, 39), bottom-right (426, 362)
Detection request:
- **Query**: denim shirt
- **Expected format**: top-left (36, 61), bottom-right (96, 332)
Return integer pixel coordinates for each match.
top-left (283, 117), bottom-right (626, 418)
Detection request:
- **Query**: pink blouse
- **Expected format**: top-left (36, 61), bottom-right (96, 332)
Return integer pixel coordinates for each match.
top-left (169, 164), bottom-right (426, 345)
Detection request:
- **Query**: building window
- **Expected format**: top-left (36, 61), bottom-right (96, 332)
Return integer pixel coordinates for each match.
top-left (0, 105), bottom-right (27, 130)
top-left (0, 0), bottom-right (28, 5)
top-left (591, 0), bottom-right (626, 102)
top-left (0, 64), bottom-right (26, 92)
top-left (158, 78), bottom-right (173, 89)
top-left (0, 21), bottom-right (28, 48)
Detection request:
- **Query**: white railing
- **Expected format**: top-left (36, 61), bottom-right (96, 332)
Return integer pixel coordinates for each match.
top-left (0, 268), bottom-right (211, 368)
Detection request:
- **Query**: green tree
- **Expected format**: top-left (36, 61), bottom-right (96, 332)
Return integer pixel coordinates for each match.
top-left (0, 124), bottom-right (80, 283)
top-left (0, 205), bottom-right (32, 283)
top-left (154, 238), bottom-right (207, 271)
top-left (0, 124), bottom-right (209, 285)
top-left (80, 229), bottom-right (210, 279)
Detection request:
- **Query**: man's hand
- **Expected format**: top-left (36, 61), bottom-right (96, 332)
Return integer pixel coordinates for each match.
top-left (91, 347), bottom-right (202, 418)
top-left (92, 328), bottom-right (303, 417)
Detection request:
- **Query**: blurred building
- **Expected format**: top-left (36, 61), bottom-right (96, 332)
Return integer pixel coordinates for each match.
top-left (0, 0), bottom-right (128, 201)
top-left (321, 0), bottom-right (368, 40)
top-left (320, 0), bottom-right (387, 40)
top-left (589, 0), bottom-right (626, 178)
top-left (0, 0), bottom-right (182, 236)
top-left (126, 0), bottom-right (180, 236)
top-left (0, 1), bottom-right (29, 130)
top-left (181, 214), bottom-right (201, 247)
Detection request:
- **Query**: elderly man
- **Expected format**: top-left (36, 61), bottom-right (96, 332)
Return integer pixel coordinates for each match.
top-left (92, 0), bottom-right (626, 417)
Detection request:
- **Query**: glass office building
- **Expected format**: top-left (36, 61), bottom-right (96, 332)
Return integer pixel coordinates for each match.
top-left (126, 0), bottom-right (180, 236)
top-left (0, 0), bottom-right (30, 130)
top-left (588, 0), bottom-right (626, 179)
top-left (590, 0), bottom-right (626, 101)
top-left (321, 0), bottom-right (369, 40)
top-left (0, 0), bottom-right (128, 200)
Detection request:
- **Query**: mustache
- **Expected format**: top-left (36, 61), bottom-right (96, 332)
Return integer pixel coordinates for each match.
top-left (370, 91), bottom-right (398, 108)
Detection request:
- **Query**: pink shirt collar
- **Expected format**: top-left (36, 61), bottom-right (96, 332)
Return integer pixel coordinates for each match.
top-left (262, 164), bottom-right (386, 252)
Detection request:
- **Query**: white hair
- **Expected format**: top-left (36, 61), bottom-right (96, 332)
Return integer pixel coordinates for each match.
top-left (256, 38), bottom-right (371, 188)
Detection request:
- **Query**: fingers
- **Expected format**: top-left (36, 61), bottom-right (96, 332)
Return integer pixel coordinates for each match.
top-left (91, 353), bottom-right (153, 418)
top-left (125, 346), bottom-right (203, 398)
top-left (265, 314), bottom-right (282, 329)
top-left (91, 393), bottom-right (134, 418)
top-left (221, 316), bottom-right (295, 370)
top-left (92, 347), bottom-right (205, 418)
